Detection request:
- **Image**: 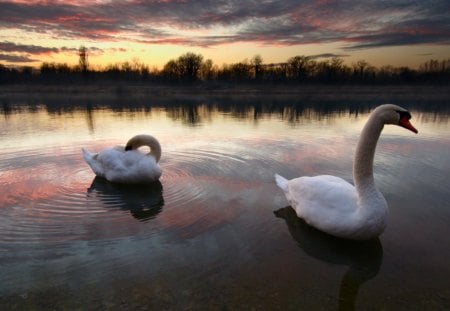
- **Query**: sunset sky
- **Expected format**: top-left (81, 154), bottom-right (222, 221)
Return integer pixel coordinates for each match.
top-left (0, 0), bottom-right (449, 69)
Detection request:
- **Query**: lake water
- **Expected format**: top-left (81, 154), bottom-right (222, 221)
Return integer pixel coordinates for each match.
top-left (1, 93), bottom-right (449, 309)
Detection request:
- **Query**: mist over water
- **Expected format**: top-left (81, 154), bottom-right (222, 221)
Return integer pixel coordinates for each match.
top-left (1, 94), bottom-right (449, 309)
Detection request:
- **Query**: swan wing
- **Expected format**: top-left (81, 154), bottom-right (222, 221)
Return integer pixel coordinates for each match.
top-left (284, 175), bottom-right (359, 236)
top-left (103, 150), bottom-right (162, 183)
top-left (82, 147), bottom-right (129, 181)
top-left (121, 152), bottom-right (162, 182)
top-left (83, 145), bottom-right (162, 183)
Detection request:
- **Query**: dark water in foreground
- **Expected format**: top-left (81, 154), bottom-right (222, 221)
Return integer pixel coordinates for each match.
top-left (0, 96), bottom-right (449, 310)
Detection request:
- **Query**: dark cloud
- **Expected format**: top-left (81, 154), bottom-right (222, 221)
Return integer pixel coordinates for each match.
top-left (0, 0), bottom-right (448, 52)
top-left (0, 42), bottom-right (104, 64)
top-left (0, 42), bottom-right (59, 54)
top-left (0, 53), bottom-right (37, 63)
top-left (344, 32), bottom-right (450, 50)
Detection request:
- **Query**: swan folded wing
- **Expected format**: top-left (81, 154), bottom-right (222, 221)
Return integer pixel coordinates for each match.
top-left (93, 148), bottom-right (129, 181)
top-left (287, 175), bottom-right (359, 235)
top-left (103, 150), bottom-right (161, 183)
top-left (129, 154), bottom-right (162, 182)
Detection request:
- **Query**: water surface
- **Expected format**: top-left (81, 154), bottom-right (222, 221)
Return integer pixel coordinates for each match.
top-left (1, 95), bottom-right (449, 309)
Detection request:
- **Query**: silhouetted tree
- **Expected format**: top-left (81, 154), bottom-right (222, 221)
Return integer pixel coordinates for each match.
top-left (251, 55), bottom-right (263, 81)
top-left (419, 59), bottom-right (450, 83)
top-left (352, 60), bottom-right (369, 79)
top-left (177, 52), bottom-right (203, 82)
top-left (287, 55), bottom-right (311, 81)
top-left (19, 66), bottom-right (33, 82)
top-left (78, 46), bottom-right (89, 74)
top-left (162, 59), bottom-right (181, 82)
top-left (262, 63), bottom-right (288, 82)
top-left (397, 67), bottom-right (417, 83)
top-left (199, 59), bottom-right (215, 81)
top-left (222, 61), bottom-right (252, 82)
top-left (2, 49), bottom-right (449, 85)
top-left (377, 65), bottom-right (396, 83)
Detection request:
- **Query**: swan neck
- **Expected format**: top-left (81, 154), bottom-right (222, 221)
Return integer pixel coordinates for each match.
top-left (126, 135), bottom-right (162, 163)
top-left (353, 113), bottom-right (383, 190)
top-left (148, 140), bottom-right (162, 163)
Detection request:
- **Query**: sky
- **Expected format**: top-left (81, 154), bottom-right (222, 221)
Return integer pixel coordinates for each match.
top-left (0, 0), bottom-right (449, 70)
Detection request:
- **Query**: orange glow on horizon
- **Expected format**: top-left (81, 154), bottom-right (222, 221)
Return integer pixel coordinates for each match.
top-left (0, 1), bottom-right (448, 69)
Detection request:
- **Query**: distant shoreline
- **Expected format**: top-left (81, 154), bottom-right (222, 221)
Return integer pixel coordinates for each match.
top-left (1, 83), bottom-right (449, 102)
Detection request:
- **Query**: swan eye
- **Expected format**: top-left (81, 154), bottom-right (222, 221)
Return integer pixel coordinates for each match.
top-left (396, 110), bottom-right (411, 120)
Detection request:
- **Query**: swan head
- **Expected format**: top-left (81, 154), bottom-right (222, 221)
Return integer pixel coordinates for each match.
top-left (374, 104), bottom-right (418, 134)
top-left (124, 134), bottom-right (162, 162)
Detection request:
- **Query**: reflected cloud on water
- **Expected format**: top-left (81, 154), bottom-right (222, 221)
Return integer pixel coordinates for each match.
top-left (0, 90), bottom-right (449, 309)
top-left (275, 206), bottom-right (383, 311)
top-left (87, 177), bottom-right (164, 222)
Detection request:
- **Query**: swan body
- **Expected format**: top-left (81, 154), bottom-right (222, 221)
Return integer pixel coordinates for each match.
top-left (82, 134), bottom-right (162, 183)
top-left (275, 104), bottom-right (418, 240)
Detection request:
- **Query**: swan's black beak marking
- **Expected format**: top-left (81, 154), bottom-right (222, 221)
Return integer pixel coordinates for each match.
top-left (396, 110), bottom-right (412, 120)
top-left (125, 145), bottom-right (132, 151)
top-left (396, 110), bottom-right (418, 134)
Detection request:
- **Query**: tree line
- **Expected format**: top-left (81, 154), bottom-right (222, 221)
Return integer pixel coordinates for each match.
top-left (0, 51), bottom-right (449, 85)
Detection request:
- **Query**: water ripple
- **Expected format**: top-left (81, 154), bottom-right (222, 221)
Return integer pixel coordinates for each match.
top-left (161, 145), bottom-right (268, 207)
top-left (0, 137), bottom-right (289, 247)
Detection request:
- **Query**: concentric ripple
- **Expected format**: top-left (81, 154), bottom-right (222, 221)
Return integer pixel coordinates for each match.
top-left (160, 140), bottom-right (285, 209)
top-left (0, 134), bottom-right (291, 249)
top-left (0, 144), bottom-right (165, 247)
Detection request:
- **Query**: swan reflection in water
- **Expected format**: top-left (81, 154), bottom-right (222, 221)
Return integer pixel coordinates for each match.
top-left (275, 206), bottom-right (383, 311)
top-left (87, 176), bottom-right (164, 221)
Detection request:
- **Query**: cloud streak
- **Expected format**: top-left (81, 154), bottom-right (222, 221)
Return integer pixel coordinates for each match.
top-left (0, 53), bottom-right (37, 63)
top-left (0, 42), bottom-right (60, 54)
top-left (0, 0), bottom-right (449, 64)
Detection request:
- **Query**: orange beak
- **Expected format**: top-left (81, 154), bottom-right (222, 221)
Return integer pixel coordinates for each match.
top-left (399, 116), bottom-right (418, 134)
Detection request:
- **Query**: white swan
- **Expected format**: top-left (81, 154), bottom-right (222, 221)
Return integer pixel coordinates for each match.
top-left (82, 134), bottom-right (162, 184)
top-left (275, 104), bottom-right (418, 240)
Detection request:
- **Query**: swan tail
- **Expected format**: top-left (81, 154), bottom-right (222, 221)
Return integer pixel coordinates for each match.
top-left (82, 148), bottom-right (93, 161)
top-left (275, 174), bottom-right (289, 193)
top-left (82, 148), bottom-right (103, 177)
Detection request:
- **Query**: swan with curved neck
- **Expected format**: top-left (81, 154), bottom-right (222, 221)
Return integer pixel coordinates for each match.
top-left (82, 134), bottom-right (162, 183)
top-left (275, 104), bottom-right (418, 240)
top-left (125, 134), bottom-right (162, 162)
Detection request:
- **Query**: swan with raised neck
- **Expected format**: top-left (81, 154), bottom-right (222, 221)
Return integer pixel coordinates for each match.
top-left (275, 104), bottom-right (418, 240)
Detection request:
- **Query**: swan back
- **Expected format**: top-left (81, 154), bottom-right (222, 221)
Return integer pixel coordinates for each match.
top-left (125, 134), bottom-right (162, 162)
